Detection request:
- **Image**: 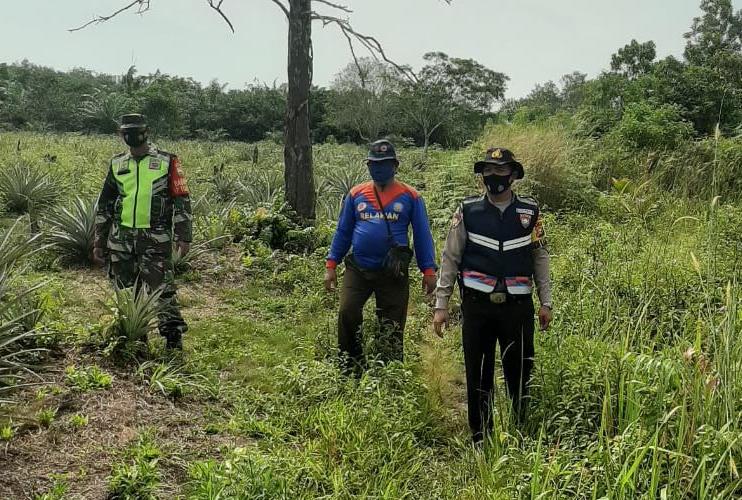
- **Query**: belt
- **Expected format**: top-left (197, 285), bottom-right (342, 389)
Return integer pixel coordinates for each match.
top-left (462, 287), bottom-right (531, 305)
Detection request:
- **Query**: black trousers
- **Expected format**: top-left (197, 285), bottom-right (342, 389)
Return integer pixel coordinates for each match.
top-left (337, 258), bottom-right (409, 372)
top-left (461, 290), bottom-right (535, 441)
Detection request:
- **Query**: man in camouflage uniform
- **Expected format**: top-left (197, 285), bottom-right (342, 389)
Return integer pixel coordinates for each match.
top-left (93, 114), bottom-right (193, 350)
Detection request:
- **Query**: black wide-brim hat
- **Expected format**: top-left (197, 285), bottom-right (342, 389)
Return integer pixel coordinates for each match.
top-left (120, 113), bottom-right (147, 129)
top-left (474, 147), bottom-right (524, 179)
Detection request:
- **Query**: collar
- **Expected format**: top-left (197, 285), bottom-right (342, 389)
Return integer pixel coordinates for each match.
top-left (485, 191), bottom-right (514, 208)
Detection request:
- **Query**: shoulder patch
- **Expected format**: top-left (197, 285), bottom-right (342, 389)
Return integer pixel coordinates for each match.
top-left (451, 210), bottom-right (463, 228)
top-left (154, 147), bottom-right (174, 157)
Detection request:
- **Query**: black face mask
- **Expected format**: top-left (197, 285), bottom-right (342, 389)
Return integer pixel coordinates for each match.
top-left (483, 173), bottom-right (513, 195)
top-left (122, 128), bottom-right (148, 148)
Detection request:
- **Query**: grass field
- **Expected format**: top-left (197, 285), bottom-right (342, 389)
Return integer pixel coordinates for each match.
top-left (0, 129), bottom-right (741, 499)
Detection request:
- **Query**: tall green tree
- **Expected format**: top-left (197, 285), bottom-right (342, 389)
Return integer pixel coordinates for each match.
top-left (610, 40), bottom-right (657, 79)
top-left (684, 0), bottom-right (742, 65)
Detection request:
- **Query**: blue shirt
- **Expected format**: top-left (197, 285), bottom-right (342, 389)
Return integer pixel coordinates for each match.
top-left (327, 180), bottom-right (437, 274)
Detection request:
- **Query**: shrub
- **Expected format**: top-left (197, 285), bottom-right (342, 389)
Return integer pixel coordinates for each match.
top-left (65, 364), bottom-right (112, 391)
top-left (101, 285), bottom-right (162, 360)
top-left (0, 163), bottom-right (58, 215)
top-left (609, 101), bottom-right (694, 151)
top-left (44, 196), bottom-right (97, 265)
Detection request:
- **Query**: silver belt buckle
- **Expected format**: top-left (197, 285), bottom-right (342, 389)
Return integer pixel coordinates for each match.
top-left (489, 292), bottom-right (507, 304)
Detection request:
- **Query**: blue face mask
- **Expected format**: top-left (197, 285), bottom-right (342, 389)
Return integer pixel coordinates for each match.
top-left (368, 160), bottom-right (396, 184)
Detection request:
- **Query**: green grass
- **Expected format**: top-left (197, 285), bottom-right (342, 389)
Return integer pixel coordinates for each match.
top-left (0, 130), bottom-right (740, 498)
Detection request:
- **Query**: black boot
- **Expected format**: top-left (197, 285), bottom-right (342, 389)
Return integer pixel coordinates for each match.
top-left (165, 333), bottom-right (183, 350)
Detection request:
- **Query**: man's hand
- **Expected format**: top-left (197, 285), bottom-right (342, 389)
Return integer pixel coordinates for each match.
top-left (92, 247), bottom-right (106, 266)
top-left (432, 308), bottom-right (449, 337)
top-left (175, 241), bottom-right (191, 257)
top-left (324, 268), bottom-right (337, 292)
top-left (538, 305), bottom-right (553, 331)
top-left (422, 274), bottom-right (437, 296)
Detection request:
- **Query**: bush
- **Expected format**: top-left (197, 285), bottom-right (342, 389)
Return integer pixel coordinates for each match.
top-left (65, 364), bottom-right (112, 391)
top-left (0, 163), bottom-right (58, 215)
top-left (610, 102), bottom-right (694, 151)
top-left (44, 196), bottom-right (97, 265)
top-left (101, 286), bottom-right (162, 360)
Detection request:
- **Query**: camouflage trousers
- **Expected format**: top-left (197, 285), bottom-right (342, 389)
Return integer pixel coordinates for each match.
top-left (107, 226), bottom-right (187, 340)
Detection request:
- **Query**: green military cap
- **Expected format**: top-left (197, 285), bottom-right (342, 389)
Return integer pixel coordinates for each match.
top-left (120, 114), bottom-right (147, 129)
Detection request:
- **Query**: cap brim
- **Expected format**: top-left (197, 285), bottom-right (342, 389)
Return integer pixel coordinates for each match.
top-left (367, 156), bottom-right (398, 162)
top-left (474, 160), bottom-right (524, 179)
top-left (120, 123), bottom-right (147, 129)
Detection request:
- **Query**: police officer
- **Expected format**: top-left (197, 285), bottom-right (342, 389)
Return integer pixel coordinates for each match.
top-left (325, 140), bottom-right (438, 372)
top-left (93, 114), bottom-right (193, 350)
top-left (433, 147), bottom-right (552, 443)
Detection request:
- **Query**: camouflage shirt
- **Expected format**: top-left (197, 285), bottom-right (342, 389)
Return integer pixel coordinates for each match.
top-left (94, 144), bottom-right (192, 249)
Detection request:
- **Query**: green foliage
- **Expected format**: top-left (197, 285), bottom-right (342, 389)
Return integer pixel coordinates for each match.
top-left (64, 364), bottom-right (112, 391)
top-left (611, 39), bottom-right (657, 78)
top-left (68, 413), bottom-right (89, 428)
top-left (0, 163), bottom-right (58, 215)
top-left (137, 360), bottom-right (214, 399)
top-left (0, 423), bottom-right (14, 441)
top-left (609, 101), bottom-right (694, 150)
top-left (108, 432), bottom-right (161, 500)
top-left (0, 272), bottom-right (47, 404)
top-left (101, 286), bottom-right (163, 360)
top-left (0, 217), bottom-right (42, 271)
top-left (43, 196), bottom-right (97, 265)
top-left (36, 407), bottom-right (56, 428)
top-left (33, 479), bottom-right (68, 500)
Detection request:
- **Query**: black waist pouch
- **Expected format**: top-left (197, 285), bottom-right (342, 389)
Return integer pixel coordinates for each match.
top-left (383, 244), bottom-right (413, 279)
top-left (373, 185), bottom-right (413, 279)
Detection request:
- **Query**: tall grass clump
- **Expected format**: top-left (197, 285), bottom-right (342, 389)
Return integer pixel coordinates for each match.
top-left (475, 120), bottom-right (597, 210)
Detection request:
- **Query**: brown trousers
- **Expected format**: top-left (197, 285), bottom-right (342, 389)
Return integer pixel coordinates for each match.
top-left (337, 257), bottom-right (410, 372)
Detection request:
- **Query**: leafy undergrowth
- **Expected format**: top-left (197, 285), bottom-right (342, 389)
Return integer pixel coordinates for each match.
top-left (0, 133), bottom-right (740, 498)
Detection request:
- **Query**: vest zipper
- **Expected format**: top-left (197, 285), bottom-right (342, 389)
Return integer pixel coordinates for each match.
top-left (132, 158), bottom-right (140, 227)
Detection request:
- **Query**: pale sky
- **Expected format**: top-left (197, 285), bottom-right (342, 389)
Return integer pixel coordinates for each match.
top-left (1, 0), bottom-right (738, 99)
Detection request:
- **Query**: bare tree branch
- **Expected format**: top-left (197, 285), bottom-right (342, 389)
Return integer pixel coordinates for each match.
top-left (207, 0), bottom-right (235, 33)
top-left (69, 0), bottom-right (150, 32)
top-left (269, 0), bottom-right (290, 19)
top-left (312, 0), bottom-right (352, 13)
top-left (340, 29), bottom-right (367, 88)
top-left (312, 13), bottom-right (418, 83)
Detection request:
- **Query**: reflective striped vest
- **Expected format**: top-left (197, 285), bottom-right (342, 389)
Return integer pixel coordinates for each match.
top-left (460, 194), bottom-right (539, 283)
top-left (111, 152), bottom-right (170, 229)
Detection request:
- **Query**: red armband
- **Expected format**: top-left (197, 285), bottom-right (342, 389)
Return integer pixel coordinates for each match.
top-left (169, 156), bottom-right (189, 197)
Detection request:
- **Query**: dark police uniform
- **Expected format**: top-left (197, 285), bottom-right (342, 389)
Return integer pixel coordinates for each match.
top-left (435, 148), bottom-right (551, 442)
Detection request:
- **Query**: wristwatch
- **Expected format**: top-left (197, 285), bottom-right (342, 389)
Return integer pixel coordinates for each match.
top-left (541, 303), bottom-right (552, 310)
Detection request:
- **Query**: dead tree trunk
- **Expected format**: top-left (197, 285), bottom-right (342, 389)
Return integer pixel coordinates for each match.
top-left (284, 0), bottom-right (315, 220)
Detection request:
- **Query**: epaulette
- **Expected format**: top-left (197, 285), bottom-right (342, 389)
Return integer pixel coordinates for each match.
top-left (111, 151), bottom-right (128, 159)
top-left (462, 194), bottom-right (484, 205)
top-left (155, 148), bottom-right (174, 158)
top-left (516, 194), bottom-right (539, 207)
